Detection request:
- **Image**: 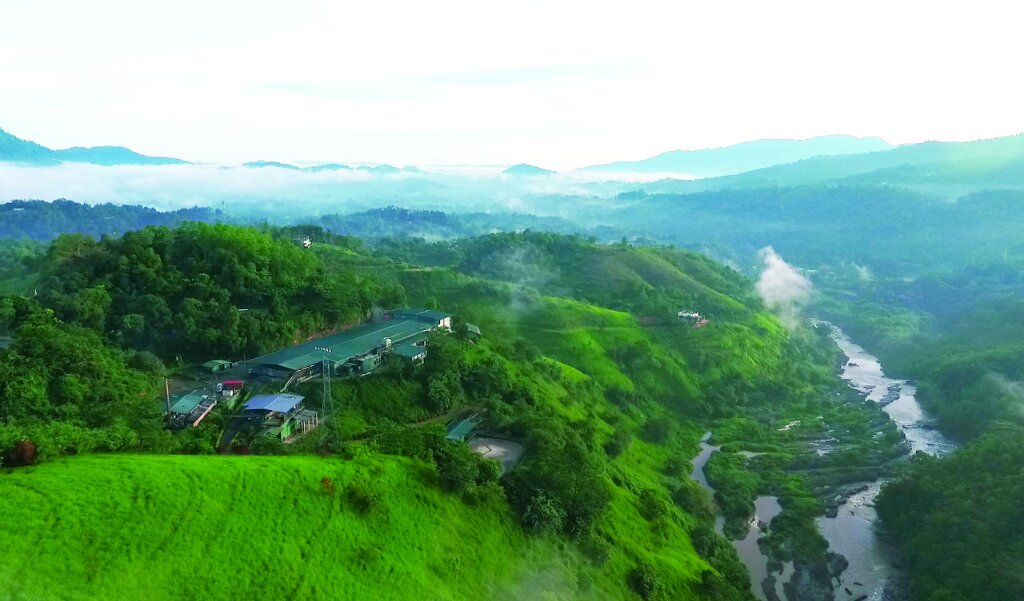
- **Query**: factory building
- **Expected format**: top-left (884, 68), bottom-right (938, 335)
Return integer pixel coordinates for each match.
top-left (246, 308), bottom-right (452, 384)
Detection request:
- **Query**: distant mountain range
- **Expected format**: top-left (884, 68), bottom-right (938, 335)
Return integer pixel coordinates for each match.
top-left (624, 133), bottom-right (1024, 196)
top-left (0, 128), bottom-right (187, 166)
top-left (242, 160), bottom-right (413, 174)
top-left (503, 163), bottom-right (556, 176)
top-left (580, 135), bottom-right (893, 177)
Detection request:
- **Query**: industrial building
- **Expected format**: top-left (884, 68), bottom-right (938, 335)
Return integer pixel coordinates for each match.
top-left (246, 308), bottom-right (452, 384)
top-left (243, 392), bottom-right (319, 440)
top-left (168, 390), bottom-right (217, 429)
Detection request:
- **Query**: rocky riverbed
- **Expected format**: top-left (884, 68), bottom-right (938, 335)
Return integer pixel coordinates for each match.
top-left (817, 326), bottom-right (956, 601)
top-left (690, 325), bottom-right (956, 601)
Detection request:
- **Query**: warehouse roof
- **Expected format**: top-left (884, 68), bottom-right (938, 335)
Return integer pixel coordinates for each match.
top-left (249, 315), bottom-right (442, 372)
top-left (170, 391), bottom-right (206, 415)
top-left (390, 308), bottom-right (452, 322)
top-left (446, 415), bottom-right (480, 441)
top-left (394, 344), bottom-right (427, 358)
top-left (244, 393), bottom-right (304, 413)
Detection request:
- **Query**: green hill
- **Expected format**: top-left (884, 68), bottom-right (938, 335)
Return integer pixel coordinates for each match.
top-left (0, 453), bottom-right (605, 601)
top-left (0, 225), bottom-right (888, 601)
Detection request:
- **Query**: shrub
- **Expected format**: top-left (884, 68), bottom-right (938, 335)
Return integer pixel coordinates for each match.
top-left (475, 458), bottom-right (501, 485)
top-left (4, 439), bottom-right (37, 467)
top-left (628, 562), bottom-right (663, 600)
top-left (346, 482), bottom-right (387, 515)
top-left (435, 442), bottom-right (479, 493)
top-left (672, 480), bottom-right (717, 523)
top-left (603, 428), bottom-right (633, 458)
top-left (638, 488), bottom-right (671, 522)
top-left (522, 493), bottom-right (566, 535)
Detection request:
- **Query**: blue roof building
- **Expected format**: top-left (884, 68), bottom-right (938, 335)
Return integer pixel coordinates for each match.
top-left (244, 393), bottom-right (305, 414)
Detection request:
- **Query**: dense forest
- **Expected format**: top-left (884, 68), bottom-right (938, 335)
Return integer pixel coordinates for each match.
top-left (0, 199), bottom-right (222, 240)
top-left (876, 426), bottom-right (1024, 601)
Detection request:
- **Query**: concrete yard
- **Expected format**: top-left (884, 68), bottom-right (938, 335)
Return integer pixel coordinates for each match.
top-left (468, 437), bottom-right (526, 474)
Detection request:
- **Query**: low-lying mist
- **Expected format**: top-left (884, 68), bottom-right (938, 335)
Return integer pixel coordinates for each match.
top-left (0, 162), bottom-right (644, 223)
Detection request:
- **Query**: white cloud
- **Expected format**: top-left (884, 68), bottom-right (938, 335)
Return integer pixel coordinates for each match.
top-left (1, 1), bottom-right (1023, 169)
top-left (756, 247), bottom-right (813, 328)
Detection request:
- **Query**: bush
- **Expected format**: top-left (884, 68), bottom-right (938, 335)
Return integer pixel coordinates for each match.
top-left (628, 562), bottom-right (663, 599)
top-left (346, 481), bottom-right (387, 515)
top-left (578, 532), bottom-right (614, 565)
top-left (475, 457), bottom-right (501, 485)
top-left (434, 440), bottom-right (493, 494)
top-left (522, 494), bottom-right (566, 534)
top-left (603, 428), bottom-right (632, 458)
top-left (638, 489), bottom-right (672, 522)
top-left (3, 439), bottom-right (37, 467)
top-left (642, 416), bottom-right (675, 444)
top-left (672, 480), bottom-right (717, 523)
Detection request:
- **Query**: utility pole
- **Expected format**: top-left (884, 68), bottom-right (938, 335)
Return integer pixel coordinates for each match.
top-left (164, 378), bottom-right (172, 428)
top-left (321, 359), bottom-right (339, 446)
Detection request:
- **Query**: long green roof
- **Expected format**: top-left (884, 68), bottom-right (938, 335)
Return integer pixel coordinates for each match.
top-left (249, 316), bottom-right (438, 371)
top-left (170, 391), bottom-right (206, 414)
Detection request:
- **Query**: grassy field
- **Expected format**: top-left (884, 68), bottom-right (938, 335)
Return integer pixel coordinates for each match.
top-left (0, 454), bottom-right (614, 601)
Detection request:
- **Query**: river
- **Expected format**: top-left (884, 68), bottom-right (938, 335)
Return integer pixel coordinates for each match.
top-left (690, 326), bottom-right (956, 601)
top-left (691, 433), bottom-right (786, 601)
top-left (818, 327), bottom-right (956, 601)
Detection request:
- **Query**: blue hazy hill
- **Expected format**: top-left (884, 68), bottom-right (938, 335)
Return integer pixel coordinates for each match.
top-left (0, 128), bottom-right (186, 166)
top-left (580, 135), bottom-right (892, 177)
top-left (503, 163), bottom-right (556, 176)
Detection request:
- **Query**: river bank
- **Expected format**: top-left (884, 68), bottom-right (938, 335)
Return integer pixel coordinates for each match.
top-left (817, 327), bottom-right (956, 601)
top-left (689, 325), bottom-right (956, 601)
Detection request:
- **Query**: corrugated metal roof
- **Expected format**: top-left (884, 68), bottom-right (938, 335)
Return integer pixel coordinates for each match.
top-left (393, 344), bottom-right (427, 358)
top-left (170, 391), bottom-right (206, 414)
top-left (248, 317), bottom-right (440, 372)
top-left (244, 393), bottom-right (304, 413)
top-left (446, 416), bottom-right (479, 441)
top-left (390, 308), bottom-right (452, 322)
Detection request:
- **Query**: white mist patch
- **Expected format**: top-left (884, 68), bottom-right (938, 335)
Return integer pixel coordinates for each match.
top-left (852, 262), bottom-right (874, 282)
top-left (0, 162), bottom-right (605, 217)
top-left (755, 247), bottom-right (812, 328)
top-left (985, 373), bottom-right (1024, 419)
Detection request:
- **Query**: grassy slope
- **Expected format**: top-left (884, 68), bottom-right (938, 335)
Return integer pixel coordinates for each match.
top-left (0, 236), bottom-right (833, 601)
top-left (0, 454), bottom-right (608, 601)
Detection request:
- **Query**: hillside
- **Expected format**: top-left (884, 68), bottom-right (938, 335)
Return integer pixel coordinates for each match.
top-left (0, 453), bottom-right (606, 601)
top-left (0, 128), bottom-right (186, 166)
top-left (0, 225), bottom-right (902, 601)
top-left (580, 136), bottom-right (892, 177)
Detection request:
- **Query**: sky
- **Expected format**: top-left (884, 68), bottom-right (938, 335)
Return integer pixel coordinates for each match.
top-left (2, 0), bottom-right (1023, 170)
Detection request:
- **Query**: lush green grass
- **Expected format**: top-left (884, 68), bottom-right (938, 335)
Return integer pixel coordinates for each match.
top-left (0, 453), bottom-right (617, 601)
